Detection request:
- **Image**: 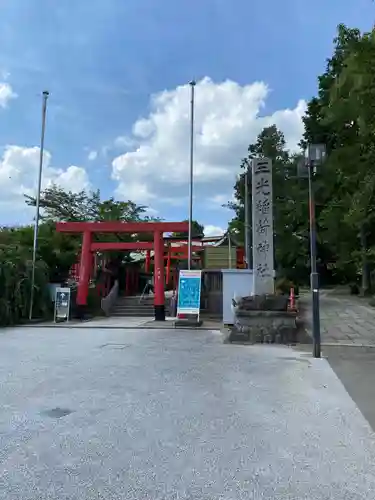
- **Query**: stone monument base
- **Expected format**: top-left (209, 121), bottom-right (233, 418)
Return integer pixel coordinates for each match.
top-left (225, 310), bottom-right (298, 345)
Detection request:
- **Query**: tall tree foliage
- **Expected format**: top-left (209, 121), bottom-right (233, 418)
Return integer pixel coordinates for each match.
top-left (229, 24), bottom-right (375, 290)
top-left (26, 184), bottom-right (163, 256)
top-left (25, 185), bottom-right (156, 223)
top-left (303, 24), bottom-right (375, 290)
top-left (0, 243), bottom-right (51, 326)
top-left (172, 220), bottom-right (205, 239)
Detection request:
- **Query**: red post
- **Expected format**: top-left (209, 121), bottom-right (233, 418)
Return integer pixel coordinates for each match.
top-left (125, 269), bottom-right (130, 296)
top-left (93, 253), bottom-right (98, 278)
top-left (153, 231), bottom-right (165, 320)
top-left (166, 244), bottom-right (171, 285)
top-left (145, 250), bottom-right (151, 273)
top-left (77, 231), bottom-right (92, 306)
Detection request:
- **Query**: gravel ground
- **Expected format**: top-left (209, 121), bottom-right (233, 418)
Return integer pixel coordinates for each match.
top-left (1, 326), bottom-right (375, 499)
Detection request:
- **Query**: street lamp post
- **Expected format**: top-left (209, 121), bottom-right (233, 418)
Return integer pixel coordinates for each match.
top-left (306, 143), bottom-right (326, 358)
top-left (188, 80), bottom-right (196, 270)
top-left (29, 90), bottom-right (49, 320)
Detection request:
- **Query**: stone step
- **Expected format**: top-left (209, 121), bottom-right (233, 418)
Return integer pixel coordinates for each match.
top-left (111, 310), bottom-right (154, 317)
top-left (114, 302), bottom-right (154, 306)
top-left (111, 294), bottom-right (170, 317)
top-left (114, 302), bottom-right (154, 308)
top-left (115, 299), bottom-right (155, 305)
top-left (112, 307), bottom-right (154, 314)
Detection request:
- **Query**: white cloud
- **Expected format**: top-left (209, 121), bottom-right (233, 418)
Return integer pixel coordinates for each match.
top-left (208, 193), bottom-right (235, 209)
top-left (87, 150), bottom-right (98, 161)
top-left (116, 181), bottom-right (156, 204)
top-left (111, 77), bottom-right (306, 206)
top-left (0, 145), bottom-right (90, 223)
top-left (204, 225), bottom-right (225, 237)
top-left (145, 207), bottom-right (159, 217)
top-left (0, 82), bottom-right (17, 108)
top-left (113, 136), bottom-right (137, 149)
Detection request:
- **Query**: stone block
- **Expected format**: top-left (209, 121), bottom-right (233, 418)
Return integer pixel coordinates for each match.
top-left (236, 294), bottom-right (289, 311)
top-left (225, 309), bottom-right (298, 345)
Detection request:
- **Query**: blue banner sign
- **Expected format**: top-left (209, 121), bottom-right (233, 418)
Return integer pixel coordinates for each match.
top-left (177, 270), bottom-right (202, 317)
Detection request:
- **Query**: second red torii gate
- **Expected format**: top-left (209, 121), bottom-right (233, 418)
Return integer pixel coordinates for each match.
top-left (56, 220), bottom-right (190, 321)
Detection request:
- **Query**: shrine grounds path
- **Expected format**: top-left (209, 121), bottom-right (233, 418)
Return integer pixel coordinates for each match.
top-left (1, 325), bottom-right (375, 499)
top-left (300, 289), bottom-right (375, 432)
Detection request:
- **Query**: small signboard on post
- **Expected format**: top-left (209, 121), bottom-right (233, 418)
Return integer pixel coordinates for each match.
top-left (177, 270), bottom-right (202, 321)
top-left (54, 287), bottom-right (71, 322)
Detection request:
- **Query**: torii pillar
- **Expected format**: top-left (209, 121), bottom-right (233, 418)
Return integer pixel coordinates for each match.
top-left (153, 231), bottom-right (165, 321)
top-left (77, 231), bottom-right (92, 306)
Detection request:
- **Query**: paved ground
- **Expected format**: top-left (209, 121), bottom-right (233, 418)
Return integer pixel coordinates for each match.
top-left (35, 316), bottom-right (223, 331)
top-left (36, 316), bottom-right (155, 329)
top-left (301, 292), bottom-right (375, 345)
top-left (323, 346), bottom-right (375, 431)
top-left (300, 293), bottom-right (375, 431)
top-left (1, 326), bottom-right (375, 499)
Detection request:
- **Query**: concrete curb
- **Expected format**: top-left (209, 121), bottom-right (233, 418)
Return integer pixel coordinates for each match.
top-left (321, 342), bottom-right (375, 348)
top-left (20, 323), bottom-right (221, 331)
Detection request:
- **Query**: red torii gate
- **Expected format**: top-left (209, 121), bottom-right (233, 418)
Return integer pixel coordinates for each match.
top-left (56, 220), bottom-right (190, 321)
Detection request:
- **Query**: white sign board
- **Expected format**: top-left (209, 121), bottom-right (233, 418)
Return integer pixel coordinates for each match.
top-left (54, 287), bottom-right (71, 322)
top-left (177, 270), bottom-right (202, 318)
top-left (252, 158), bottom-right (275, 295)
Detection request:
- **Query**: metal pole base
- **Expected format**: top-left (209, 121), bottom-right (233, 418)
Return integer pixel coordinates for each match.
top-left (311, 272), bottom-right (321, 358)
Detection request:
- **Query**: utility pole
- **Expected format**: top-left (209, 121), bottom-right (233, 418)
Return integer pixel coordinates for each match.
top-left (187, 80), bottom-right (196, 270)
top-left (29, 90), bottom-right (49, 320)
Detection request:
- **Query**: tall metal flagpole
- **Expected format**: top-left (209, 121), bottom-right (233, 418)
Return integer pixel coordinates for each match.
top-left (29, 90), bottom-right (49, 320)
top-left (188, 80), bottom-right (196, 270)
top-left (244, 167), bottom-right (250, 268)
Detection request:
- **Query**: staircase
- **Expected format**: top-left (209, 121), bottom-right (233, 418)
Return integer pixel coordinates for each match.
top-left (111, 295), bottom-right (155, 317)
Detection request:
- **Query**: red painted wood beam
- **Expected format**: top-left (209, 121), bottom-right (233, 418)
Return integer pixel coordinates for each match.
top-left (163, 255), bottom-right (201, 260)
top-left (169, 246), bottom-right (203, 253)
top-left (56, 221), bottom-right (189, 234)
top-left (90, 242), bottom-right (204, 252)
top-left (90, 241), bottom-right (154, 251)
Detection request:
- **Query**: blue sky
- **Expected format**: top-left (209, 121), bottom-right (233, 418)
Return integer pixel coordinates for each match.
top-left (0, 0), bottom-right (373, 234)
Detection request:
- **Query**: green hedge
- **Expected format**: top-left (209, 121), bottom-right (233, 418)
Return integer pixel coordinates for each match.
top-left (0, 245), bottom-right (52, 326)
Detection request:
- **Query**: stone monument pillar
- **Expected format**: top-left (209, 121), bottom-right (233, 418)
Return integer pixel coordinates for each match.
top-left (252, 158), bottom-right (274, 295)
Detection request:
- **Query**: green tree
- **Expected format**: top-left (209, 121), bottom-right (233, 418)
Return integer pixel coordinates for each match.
top-left (25, 185), bottom-right (157, 223)
top-left (25, 184), bottom-right (163, 264)
top-left (0, 222), bottom-right (78, 283)
top-left (172, 219), bottom-right (204, 239)
top-left (302, 24), bottom-right (375, 291)
top-left (0, 241), bottom-right (51, 326)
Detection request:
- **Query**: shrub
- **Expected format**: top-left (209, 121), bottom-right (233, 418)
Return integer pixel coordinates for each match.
top-left (275, 277), bottom-right (299, 296)
top-left (0, 245), bottom-right (52, 326)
